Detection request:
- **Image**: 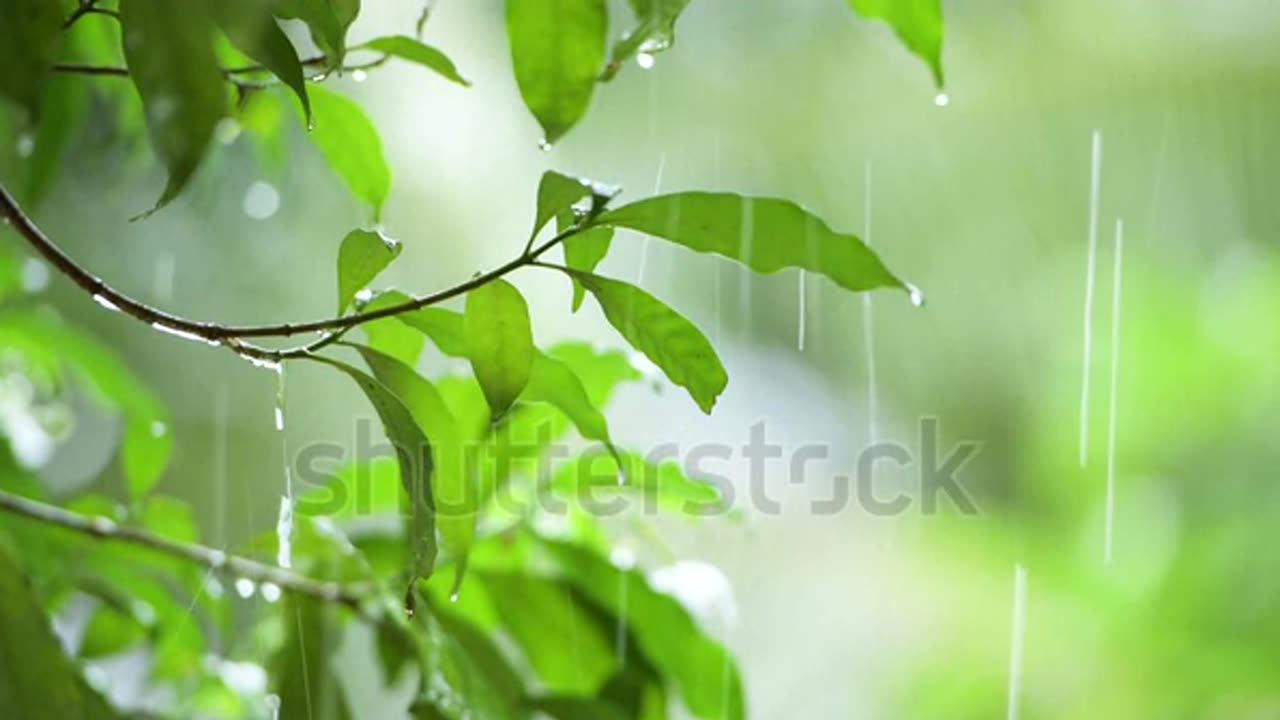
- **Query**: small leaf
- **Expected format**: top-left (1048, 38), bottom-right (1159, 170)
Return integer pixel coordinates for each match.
top-left (305, 85), bottom-right (392, 220)
top-left (122, 415), bottom-right (173, 499)
top-left (337, 229), bottom-right (402, 313)
top-left (0, 0), bottom-right (63, 118)
top-left (845, 0), bottom-right (944, 87)
top-left (216, 0), bottom-right (311, 122)
top-left (273, 0), bottom-right (358, 66)
top-left (505, 0), bottom-right (607, 143)
top-left (120, 0), bottom-right (227, 214)
top-left (464, 279), bottom-right (535, 419)
top-left (361, 35), bottom-right (470, 86)
top-left (559, 210), bottom-right (613, 311)
top-left (599, 192), bottom-right (909, 295)
top-left (570, 271), bottom-right (726, 413)
top-left (603, 0), bottom-right (690, 80)
top-left (531, 171), bottom-right (593, 242)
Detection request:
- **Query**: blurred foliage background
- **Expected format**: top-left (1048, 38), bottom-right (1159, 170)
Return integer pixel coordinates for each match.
top-left (4, 0), bottom-right (1280, 717)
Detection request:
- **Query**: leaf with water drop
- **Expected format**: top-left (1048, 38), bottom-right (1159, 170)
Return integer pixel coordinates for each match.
top-left (568, 270), bottom-right (726, 413)
top-left (273, 0), bottom-right (358, 67)
top-left (559, 210), bottom-right (613, 311)
top-left (120, 0), bottom-right (227, 215)
top-left (523, 351), bottom-right (617, 451)
top-left (122, 414), bottom-right (173, 499)
top-left (216, 0), bottom-right (311, 123)
top-left (551, 447), bottom-right (724, 514)
top-left (337, 229), bottom-right (402, 313)
top-left (304, 85), bottom-right (392, 220)
top-left (599, 191), bottom-right (909, 295)
top-left (530, 171), bottom-right (599, 241)
top-left (603, 0), bottom-right (690, 80)
top-left (505, 0), bottom-right (607, 143)
top-left (464, 279), bottom-right (535, 419)
top-left (845, 0), bottom-right (944, 87)
top-left (361, 35), bottom-right (471, 86)
top-left (0, 0), bottom-right (63, 118)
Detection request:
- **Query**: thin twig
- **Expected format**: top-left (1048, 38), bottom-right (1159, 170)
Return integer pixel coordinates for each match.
top-left (0, 489), bottom-right (375, 617)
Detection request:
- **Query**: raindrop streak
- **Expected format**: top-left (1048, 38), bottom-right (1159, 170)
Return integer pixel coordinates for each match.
top-left (274, 366), bottom-right (293, 569)
top-left (636, 52), bottom-right (655, 69)
top-left (636, 152), bottom-right (667, 286)
top-left (1006, 564), bottom-right (1028, 720)
top-left (92, 294), bottom-right (121, 313)
top-left (213, 385), bottom-right (228, 546)
top-left (862, 161), bottom-right (878, 450)
top-left (153, 252), bottom-right (175, 301)
top-left (712, 135), bottom-right (724, 344)
top-left (1078, 130), bottom-right (1103, 468)
top-left (151, 322), bottom-right (220, 346)
top-left (796, 270), bottom-right (807, 352)
top-left (738, 198), bottom-right (755, 331)
top-left (1104, 219), bottom-right (1124, 567)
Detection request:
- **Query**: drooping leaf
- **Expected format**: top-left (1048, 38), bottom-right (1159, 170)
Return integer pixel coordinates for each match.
top-left (120, 0), bottom-right (227, 214)
top-left (216, 0), bottom-right (311, 122)
top-left (523, 351), bottom-right (614, 449)
top-left (569, 271), bottom-right (726, 413)
top-left (603, 0), bottom-right (690, 80)
top-left (23, 74), bottom-right (87, 208)
top-left (599, 192), bottom-right (910, 294)
top-left (337, 229), bottom-right (402, 313)
top-left (308, 356), bottom-right (436, 579)
top-left (408, 610), bottom-right (515, 720)
top-left (532, 171), bottom-right (594, 242)
top-left (547, 342), bottom-right (641, 406)
top-left (305, 85), bottom-right (391, 220)
top-left (505, 0), bottom-right (607, 144)
top-left (121, 415), bottom-right (173, 499)
top-left (361, 35), bottom-right (470, 86)
top-left (272, 594), bottom-right (354, 720)
top-left (559, 210), bottom-right (613, 311)
top-left (273, 0), bottom-right (359, 66)
top-left (550, 447), bottom-right (723, 514)
top-left (845, 0), bottom-right (944, 87)
top-left (0, 0), bottom-right (63, 118)
top-left (464, 279), bottom-right (535, 419)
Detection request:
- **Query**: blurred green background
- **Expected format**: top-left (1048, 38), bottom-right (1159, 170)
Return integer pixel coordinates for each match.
top-left (6, 0), bottom-right (1280, 716)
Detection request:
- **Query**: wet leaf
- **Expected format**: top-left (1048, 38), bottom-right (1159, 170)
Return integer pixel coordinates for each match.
top-left (361, 35), bottom-right (470, 86)
top-left (599, 192), bottom-right (909, 294)
top-left (532, 171), bottom-right (594, 241)
top-left (337, 229), bottom-right (402, 313)
top-left (523, 351), bottom-right (615, 449)
top-left (358, 290), bottom-right (426, 366)
top-left (845, 0), bottom-right (944, 87)
top-left (603, 0), bottom-right (690, 80)
top-left (272, 594), bottom-right (354, 720)
top-left (305, 85), bottom-right (392, 220)
top-left (551, 447), bottom-right (724, 514)
top-left (559, 211), bottom-right (613, 311)
top-left (505, 0), bottom-right (607, 143)
top-left (216, 0), bottom-right (311, 122)
top-left (0, 0), bottom-right (63, 118)
top-left (273, 0), bottom-right (358, 66)
top-left (120, 0), bottom-right (227, 214)
top-left (464, 279), bottom-right (534, 419)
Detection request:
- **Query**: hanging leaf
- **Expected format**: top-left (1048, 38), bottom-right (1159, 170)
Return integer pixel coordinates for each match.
top-left (603, 0), bottom-right (691, 80)
top-left (305, 85), bottom-right (392, 220)
top-left (559, 210), bottom-right (613, 311)
top-left (360, 35), bottom-right (471, 86)
top-left (464, 279), bottom-right (535, 419)
top-left (551, 447), bottom-right (724, 513)
top-left (216, 0), bottom-right (311, 122)
top-left (523, 352), bottom-right (615, 450)
top-left (272, 594), bottom-right (354, 720)
top-left (505, 0), bottom-right (607, 144)
top-left (273, 0), bottom-right (358, 67)
top-left (121, 415), bottom-right (173, 499)
top-left (598, 192), bottom-right (910, 294)
top-left (120, 0), bottom-right (227, 214)
top-left (845, 0), bottom-right (944, 87)
top-left (0, 0), bottom-right (63, 118)
top-left (569, 270), bottom-right (726, 413)
top-left (308, 356), bottom-right (437, 579)
top-left (336, 229), bottom-right (402, 313)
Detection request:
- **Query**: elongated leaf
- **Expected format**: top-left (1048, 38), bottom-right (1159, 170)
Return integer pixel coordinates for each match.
top-left (358, 290), bottom-right (426, 366)
top-left (216, 1), bottom-right (311, 122)
top-left (273, 594), bottom-right (353, 720)
top-left (532, 171), bottom-right (594, 241)
top-left (305, 85), bottom-right (391, 220)
top-left (120, 0), bottom-right (226, 214)
top-left (570, 271), bottom-right (726, 413)
top-left (599, 192), bottom-right (909, 294)
top-left (350, 344), bottom-right (475, 578)
top-left (337, 229), bottom-right (401, 313)
top-left (551, 447), bottom-right (723, 513)
top-left (846, 0), bottom-right (944, 87)
top-left (529, 696), bottom-right (630, 720)
top-left (0, 0), bottom-right (63, 117)
top-left (361, 35), bottom-right (470, 86)
top-left (23, 74), bottom-right (87, 208)
top-left (464, 279), bottom-right (535, 418)
top-left (524, 352), bottom-right (613, 448)
top-left (122, 415), bottom-right (172, 499)
top-left (559, 210), bottom-right (613, 311)
top-left (603, 0), bottom-right (690, 80)
top-left (273, 0), bottom-right (358, 66)
top-left (309, 356), bottom-right (436, 579)
top-left (505, 0), bottom-right (607, 143)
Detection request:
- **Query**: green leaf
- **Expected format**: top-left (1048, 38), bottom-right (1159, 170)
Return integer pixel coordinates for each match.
top-left (560, 211), bottom-right (613, 311)
top-left (0, 0), bottom-right (63, 118)
top-left (337, 229), bottom-right (402, 313)
top-left (78, 602), bottom-right (147, 659)
top-left (599, 192), bottom-right (911, 295)
top-left (24, 74), bottom-right (88, 208)
top-left (216, 0), bottom-right (311, 122)
top-left (308, 356), bottom-right (437, 579)
top-left (122, 415), bottom-right (173, 499)
top-left (524, 351), bottom-right (614, 449)
top-left (532, 171), bottom-right (594, 242)
top-left (464, 279), bottom-right (535, 419)
top-left (120, 0), bottom-right (227, 215)
top-left (358, 291), bottom-right (426, 367)
top-left (409, 611), bottom-right (515, 720)
top-left (305, 85), bottom-right (392, 220)
top-left (551, 447), bottom-right (724, 513)
top-left (0, 542), bottom-right (124, 718)
top-left (569, 271), bottom-right (726, 413)
top-left (273, 0), bottom-right (359, 66)
top-left (361, 35), bottom-right (470, 86)
top-left (528, 696), bottom-right (630, 720)
top-left (273, 595), bottom-right (354, 720)
top-left (505, 0), bottom-right (607, 144)
top-left (845, 0), bottom-right (944, 87)
top-left (603, 0), bottom-right (690, 80)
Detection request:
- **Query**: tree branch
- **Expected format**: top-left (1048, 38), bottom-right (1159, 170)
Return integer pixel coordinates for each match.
top-left (0, 489), bottom-right (373, 617)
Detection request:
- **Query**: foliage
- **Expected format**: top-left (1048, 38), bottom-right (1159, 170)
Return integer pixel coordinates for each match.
top-left (0, 0), bottom-right (943, 718)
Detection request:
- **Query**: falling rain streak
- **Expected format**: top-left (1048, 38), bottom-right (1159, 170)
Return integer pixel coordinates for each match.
top-left (1006, 564), bottom-right (1028, 720)
top-left (1104, 219), bottom-right (1124, 566)
top-left (862, 161), bottom-right (878, 449)
top-left (274, 366), bottom-right (293, 569)
top-left (636, 152), bottom-right (667, 286)
top-left (1079, 131), bottom-right (1103, 467)
top-left (796, 270), bottom-right (807, 352)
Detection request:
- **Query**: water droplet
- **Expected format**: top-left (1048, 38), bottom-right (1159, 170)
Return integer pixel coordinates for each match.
top-left (234, 577), bottom-right (257, 598)
top-left (92, 294), bottom-right (121, 312)
top-left (906, 283), bottom-right (925, 307)
top-left (449, 591), bottom-right (459, 603)
top-left (537, 139), bottom-right (553, 152)
top-left (242, 180), bottom-right (280, 220)
top-left (274, 406), bottom-right (284, 432)
top-left (265, 694), bottom-right (281, 720)
top-left (208, 549), bottom-right (227, 568)
top-left (275, 495), bottom-right (293, 569)
top-left (151, 322), bottom-right (215, 345)
top-left (15, 133), bottom-right (34, 158)
top-left (933, 92), bottom-right (949, 107)
top-left (260, 582), bottom-right (282, 603)
top-left (636, 52), bottom-right (655, 69)
top-left (610, 546), bottom-right (636, 570)
top-left (150, 420), bottom-right (167, 438)
top-left (20, 258), bottom-right (48, 293)
top-left (354, 288), bottom-right (374, 306)
top-left (215, 118), bottom-right (241, 145)
top-left (351, 69), bottom-right (368, 83)
top-left (240, 354), bottom-right (282, 372)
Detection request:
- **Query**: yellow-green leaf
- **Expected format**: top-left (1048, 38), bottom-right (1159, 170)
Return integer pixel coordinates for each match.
top-left (464, 279), bottom-right (534, 419)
